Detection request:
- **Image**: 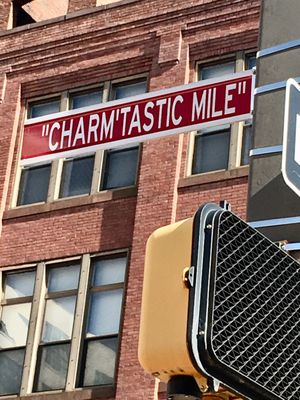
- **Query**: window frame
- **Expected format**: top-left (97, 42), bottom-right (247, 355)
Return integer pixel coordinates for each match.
top-left (100, 145), bottom-right (141, 191)
top-left (33, 261), bottom-right (81, 392)
top-left (192, 124), bottom-right (232, 175)
top-left (58, 153), bottom-right (96, 199)
top-left (187, 51), bottom-right (256, 178)
top-left (16, 162), bottom-right (52, 207)
top-left (0, 266), bottom-right (37, 396)
top-left (13, 75), bottom-right (148, 209)
top-left (76, 254), bottom-right (128, 389)
top-left (0, 250), bottom-right (128, 397)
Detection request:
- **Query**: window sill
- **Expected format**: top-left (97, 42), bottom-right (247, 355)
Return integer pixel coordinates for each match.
top-left (4, 187), bottom-right (137, 220)
top-left (178, 166), bottom-right (249, 188)
top-left (17, 386), bottom-right (115, 400)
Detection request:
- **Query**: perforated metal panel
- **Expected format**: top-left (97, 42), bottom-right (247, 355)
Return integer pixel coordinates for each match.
top-left (189, 205), bottom-right (300, 400)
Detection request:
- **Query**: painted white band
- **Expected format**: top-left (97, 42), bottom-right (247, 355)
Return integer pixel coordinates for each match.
top-left (249, 145), bottom-right (283, 157)
top-left (283, 242), bottom-right (300, 251)
top-left (249, 216), bottom-right (300, 228)
top-left (257, 38), bottom-right (300, 59)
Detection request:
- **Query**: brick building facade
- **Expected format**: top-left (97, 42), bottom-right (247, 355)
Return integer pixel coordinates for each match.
top-left (0, 1), bottom-right (260, 399)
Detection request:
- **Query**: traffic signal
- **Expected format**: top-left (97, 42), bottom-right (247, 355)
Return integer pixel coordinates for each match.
top-left (138, 202), bottom-right (300, 400)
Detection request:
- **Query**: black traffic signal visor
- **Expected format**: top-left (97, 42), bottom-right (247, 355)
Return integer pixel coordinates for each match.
top-left (187, 203), bottom-right (300, 400)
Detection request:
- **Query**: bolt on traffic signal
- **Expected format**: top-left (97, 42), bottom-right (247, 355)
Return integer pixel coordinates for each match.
top-left (139, 202), bottom-right (300, 400)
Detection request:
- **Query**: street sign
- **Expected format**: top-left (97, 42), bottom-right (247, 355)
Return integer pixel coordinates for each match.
top-left (282, 78), bottom-right (300, 196)
top-left (21, 71), bottom-right (254, 166)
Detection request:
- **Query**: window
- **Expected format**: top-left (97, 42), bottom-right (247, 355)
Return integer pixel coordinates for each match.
top-left (28, 98), bottom-right (61, 119)
top-left (0, 253), bottom-right (127, 396)
top-left (99, 79), bottom-right (146, 191)
top-left (192, 125), bottom-right (231, 174)
top-left (192, 54), bottom-right (256, 175)
top-left (17, 164), bottom-right (51, 205)
top-left (59, 155), bottom-right (95, 198)
top-left (58, 88), bottom-right (103, 199)
top-left (11, 0), bottom-right (68, 29)
top-left (79, 257), bottom-right (126, 387)
top-left (192, 61), bottom-right (234, 174)
top-left (0, 270), bottom-right (36, 395)
top-left (34, 263), bottom-right (80, 391)
top-left (16, 77), bottom-right (147, 207)
top-left (12, 1), bottom-right (36, 28)
top-left (200, 61), bottom-right (235, 80)
top-left (246, 54), bottom-right (256, 71)
top-left (102, 147), bottom-right (139, 190)
top-left (70, 88), bottom-right (103, 110)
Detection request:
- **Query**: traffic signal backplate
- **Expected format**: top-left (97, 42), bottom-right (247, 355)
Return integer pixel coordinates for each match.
top-left (188, 204), bottom-right (300, 400)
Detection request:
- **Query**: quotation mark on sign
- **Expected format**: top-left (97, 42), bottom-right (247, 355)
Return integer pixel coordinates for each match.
top-left (238, 81), bottom-right (247, 95)
top-left (42, 125), bottom-right (49, 137)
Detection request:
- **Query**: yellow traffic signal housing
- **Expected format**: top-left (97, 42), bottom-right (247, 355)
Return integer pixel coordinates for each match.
top-left (138, 215), bottom-right (206, 388)
top-left (139, 202), bottom-right (300, 400)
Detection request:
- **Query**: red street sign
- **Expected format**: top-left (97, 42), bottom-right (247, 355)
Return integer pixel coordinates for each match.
top-left (21, 71), bottom-right (254, 165)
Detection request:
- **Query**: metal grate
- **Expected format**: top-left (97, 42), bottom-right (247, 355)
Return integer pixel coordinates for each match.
top-left (211, 211), bottom-right (300, 400)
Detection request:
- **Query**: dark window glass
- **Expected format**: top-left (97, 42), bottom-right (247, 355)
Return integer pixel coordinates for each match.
top-left (111, 80), bottom-right (147, 100)
top-left (82, 338), bottom-right (117, 387)
top-left (70, 89), bottom-right (103, 110)
top-left (192, 126), bottom-right (231, 174)
top-left (241, 123), bottom-right (252, 165)
top-left (100, 79), bottom-right (146, 191)
top-left (102, 147), bottom-right (139, 190)
top-left (246, 54), bottom-right (256, 70)
top-left (0, 349), bottom-right (25, 395)
top-left (59, 155), bottom-right (94, 198)
top-left (200, 61), bottom-right (235, 80)
top-left (34, 343), bottom-right (70, 392)
top-left (193, 62), bottom-right (234, 175)
top-left (13, 3), bottom-right (35, 28)
top-left (28, 99), bottom-right (60, 119)
top-left (17, 164), bottom-right (51, 206)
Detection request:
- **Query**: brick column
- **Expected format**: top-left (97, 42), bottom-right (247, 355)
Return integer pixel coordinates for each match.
top-left (116, 27), bottom-right (189, 400)
top-left (68, 0), bottom-right (97, 13)
top-left (0, 0), bottom-right (11, 31)
top-left (0, 75), bottom-right (21, 234)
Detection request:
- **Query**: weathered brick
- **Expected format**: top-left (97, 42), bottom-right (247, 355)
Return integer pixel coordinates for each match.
top-left (0, 1), bottom-right (259, 399)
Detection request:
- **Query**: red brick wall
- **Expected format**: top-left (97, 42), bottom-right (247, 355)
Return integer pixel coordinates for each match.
top-left (0, 197), bottom-right (137, 266)
top-left (68, 0), bottom-right (97, 13)
top-left (177, 177), bottom-right (249, 221)
top-left (0, 78), bottom-right (21, 235)
top-left (0, 1), bottom-right (260, 399)
top-left (0, 0), bottom-right (11, 31)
